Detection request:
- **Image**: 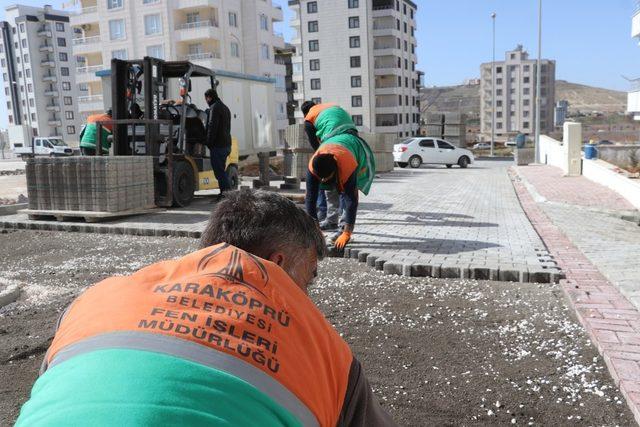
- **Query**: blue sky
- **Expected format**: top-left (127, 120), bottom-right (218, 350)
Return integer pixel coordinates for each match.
top-left (2, 0), bottom-right (640, 128)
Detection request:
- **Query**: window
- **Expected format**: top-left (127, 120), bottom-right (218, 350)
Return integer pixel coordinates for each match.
top-left (25, 69), bottom-right (30, 78)
top-left (524, 76), bottom-right (530, 83)
top-left (107, 0), bottom-right (123, 9)
top-left (27, 83), bottom-right (32, 92)
top-left (310, 78), bottom-right (321, 90)
top-left (23, 54), bottom-right (29, 63)
top-left (259, 44), bottom-right (270, 59)
top-left (147, 44), bottom-right (164, 59)
top-left (144, 14), bottom-right (162, 35)
top-left (112, 49), bottom-right (127, 60)
top-left (3, 88), bottom-right (7, 96)
top-left (230, 42), bottom-right (239, 58)
top-left (311, 97), bottom-right (322, 104)
top-left (309, 39), bottom-right (319, 51)
top-left (510, 53), bottom-right (516, 59)
top-left (67, 126), bottom-right (75, 134)
top-left (309, 59), bottom-right (320, 71)
top-left (29, 98), bottom-right (34, 107)
top-left (419, 139), bottom-right (435, 148)
top-left (61, 67), bottom-right (69, 76)
top-left (352, 95), bottom-right (362, 107)
top-left (352, 115), bottom-right (363, 126)
top-left (65, 111), bottom-right (74, 120)
top-left (404, 59), bottom-right (408, 69)
top-left (510, 88), bottom-right (515, 94)
top-left (260, 14), bottom-right (268, 31)
top-left (496, 112), bottom-right (502, 118)
top-left (59, 52), bottom-right (68, 61)
top-left (57, 37), bottom-right (66, 47)
top-left (398, 95), bottom-right (402, 105)
top-left (0, 59), bottom-right (4, 67)
top-left (523, 111), bottom-right (530, 117)
top-left (348, 16), bottom-right (359, 28)
top-left (348, 0), bottom-right (359, 8)
top-left (523, 65), bottom-right (530, 72)
top-left (62, 82), bottom-right (71, 90)
top-left (523, 121), bottom-right (530, 128)
top-left (411, 26), bottom-right (414, 37)
top-left (410, 8), bottom-right (414, 19)
top-left (64, 96), bottom-right (73, 105)
top-left (2, 73), bottom-right (7, 81)
top-left (404, 40), bottom-right (407, 51)
top-left (350, 75), bottom-right (361, 87)
top-left (308, 21), bottom-right (318, 32)
top-left (496, 89), bottom-right (502, 96)
top-left (403, 3), bottom-right (407, 14)
top-left (496, 66), bottom-right (502, 73)
top-left (411, 44), bottom-right (415, 54)
top-left (523, 88), bottom-right (530, 95)
top-left (437, 140), bottom-right (454, 150)
top-left (21, 39), bottom-right (26, 48)
top-left (523, 99), bottom-right (530, 106)
top-left (510, 111), bottom-right (515, 116)
top-left (31, 113), bottom-right (36, 121)
top-left (19, 23), bottom-right (25, 33)
top-left (349, 36), bottom-right (360, 48)
top-left (496, 78), bottom-right (502, 85)
top-left (229, 12), bottom-right (238, 27)
top-left (109, 19), bottom-right (125, 40)
top-left (307, 1), bottom-right (318, 13)
top-left (496, 122), bottom-right (503, 129)
top-left (188, 43), bottom-right (202, 55)
top-left (404, 22), bottom-right (407, 33)
top-left (56, 22), bottom-right (65, 32)
top-left (8, 115), bottom-right (12, 124)
top-left (350, 56), bottom-right (360, 68)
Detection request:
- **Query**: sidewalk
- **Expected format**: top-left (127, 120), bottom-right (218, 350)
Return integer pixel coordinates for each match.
top-left (514, 164), bottom-right (640, 423)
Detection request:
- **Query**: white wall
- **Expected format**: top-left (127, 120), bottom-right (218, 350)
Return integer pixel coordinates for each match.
top-left (539, 135), bottom-right (565, 170)
top-left (583, 159), bottom-right (640, 210)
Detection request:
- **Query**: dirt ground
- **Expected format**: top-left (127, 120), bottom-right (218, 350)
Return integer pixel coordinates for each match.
top-left (0, 230), bottom-right (634, 426)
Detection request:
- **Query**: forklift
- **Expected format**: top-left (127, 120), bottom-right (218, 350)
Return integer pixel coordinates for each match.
top-left (97, 57), bottom-right (239, 207)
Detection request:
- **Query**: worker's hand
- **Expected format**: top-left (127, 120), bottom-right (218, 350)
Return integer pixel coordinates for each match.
top-left (334, 231), bottom-right (352, 250)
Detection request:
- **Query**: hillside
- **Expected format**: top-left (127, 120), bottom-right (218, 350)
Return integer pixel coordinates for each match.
top-left (421, 80), bottom-right (627, 116)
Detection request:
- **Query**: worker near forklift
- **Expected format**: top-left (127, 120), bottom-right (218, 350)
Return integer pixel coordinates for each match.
top-left (205, 88), bottom-right (232, 199)
top-left (79, 109), bottom-right (113, 156)
top-left (16, 190), bottom-right (395, 427)
top-left (305, 105), bottom-right (375, 250)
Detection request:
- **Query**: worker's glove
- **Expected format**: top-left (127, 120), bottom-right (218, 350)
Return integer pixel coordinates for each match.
top-left (334, 231), bottom-right (352, 250)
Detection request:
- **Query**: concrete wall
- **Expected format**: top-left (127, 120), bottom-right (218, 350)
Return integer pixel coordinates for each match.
top-left (538, 121), bottom-right (581, 176)
top-left (597, 145), bottom-right (640, 171)
top-left (583, 159), bottom-right (640, 210)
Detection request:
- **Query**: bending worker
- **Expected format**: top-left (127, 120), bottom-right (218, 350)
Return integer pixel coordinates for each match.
top-left (16, 189), bottom-right (395, 427)
top-left (304, 104), bottom-right (375, 250)
top-left (79, 109), bottom-right (113, 156)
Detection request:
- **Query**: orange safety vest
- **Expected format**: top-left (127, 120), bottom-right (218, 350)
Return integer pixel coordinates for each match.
top-left (308, 144), bottom-right (358, 192)
top-left (86, 113), bottom-right (113, 132)
top-left (304, 103), bottom-right (337, 126)
top-left (44, 243), bottom-right (353, 427)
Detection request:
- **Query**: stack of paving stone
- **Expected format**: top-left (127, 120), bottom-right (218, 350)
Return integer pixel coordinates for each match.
top-left (284, 124), bottom-right (314, 180)
top-left (443, 112), bottom-right (467, 147)
top-left (360, 133), bottom-right (395, 173)
top-left (25, 157), bottom-right (155, 213)
top-left (424, 113), bottom-right (444, 137)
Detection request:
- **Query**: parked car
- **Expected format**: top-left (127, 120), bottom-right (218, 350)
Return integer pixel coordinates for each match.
top-left (13, 137), bottom-right (73, 158)
top-left (473, 142), bottom-right (491, 150)
top-left (394, 137), bottom-right (475, 169)
top-left (504, 140), bottom-right (517, 147)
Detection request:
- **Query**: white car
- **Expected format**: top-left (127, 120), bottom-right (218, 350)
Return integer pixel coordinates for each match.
top-left (473, 142), bottom-right (491, 150)
top-left (13, 137), bottom-right (73, 158)
top-left (393, 137), bottom-right (474, 169)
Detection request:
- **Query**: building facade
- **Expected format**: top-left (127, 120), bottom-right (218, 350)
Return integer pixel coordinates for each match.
top-left (554, 100), bottom-right (569, 128)
top-left (628, 3), bottom-right (640, 119)
top-left (1, 5), bottom-right (82, 145)
top-left (288, 0), bottom-right (420, 138)
top-left (69, 0), bottom-right (288, 143)
top-left (275, 43), bottom-right (296, 126)
top-left (480, 45), bottom-right (555, 142)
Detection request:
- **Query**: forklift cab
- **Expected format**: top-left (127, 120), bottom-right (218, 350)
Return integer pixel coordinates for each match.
top-left (109, 57), bottom-right (239, 207)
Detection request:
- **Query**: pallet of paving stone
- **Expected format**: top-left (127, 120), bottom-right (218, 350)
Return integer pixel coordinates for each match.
top-left (20, 206), bottom-right (162, 223)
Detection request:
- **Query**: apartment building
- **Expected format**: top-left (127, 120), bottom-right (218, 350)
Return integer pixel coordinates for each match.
top-left (1, 5), bottom-right (82, 145)
top-left (628, 3), bottom-right (640, 119)
top-left (289, 0), bottom-right (420, 138)
top-left (69, 0), bottom-right (288, 143)
top-left (275, 43), bottom-right (296, 125)
top-left (480, 45), bottom-right (555, 142)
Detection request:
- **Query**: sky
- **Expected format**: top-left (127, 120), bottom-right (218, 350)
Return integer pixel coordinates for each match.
top-left (1, 0), bottom-right (640, 128)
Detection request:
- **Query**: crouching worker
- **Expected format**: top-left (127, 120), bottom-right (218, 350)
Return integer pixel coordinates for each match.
top-left (304, 105), bottom-right (375, 250)
top-left (16, 189), bottom-right (395, 427)
top-left (79, 109), bottom-right (113, 156)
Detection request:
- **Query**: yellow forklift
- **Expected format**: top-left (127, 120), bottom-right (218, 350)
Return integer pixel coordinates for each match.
top-left (97, 57), bottom-right (239, 207)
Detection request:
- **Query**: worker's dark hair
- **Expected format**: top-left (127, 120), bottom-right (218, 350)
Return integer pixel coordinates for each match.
top-left (311, 153), bottom-right (337, 179)
top-left (200, 189), bottom-right (326, 260)
top-left (301, 100), bottom-right (316, 117)
top-left (204, 88), bottom-right (218, 100)
top-left (106, 108), bottom-right (112, 116)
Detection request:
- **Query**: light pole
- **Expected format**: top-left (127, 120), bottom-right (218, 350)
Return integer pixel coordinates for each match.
top-left (534, 0), bottom-right (542, 163)
top-left (491, 12), bottom-right (496, 157)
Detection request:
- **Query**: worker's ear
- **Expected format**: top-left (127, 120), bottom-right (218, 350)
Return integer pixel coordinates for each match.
top-left (268, 252), bottom-right (285, 267)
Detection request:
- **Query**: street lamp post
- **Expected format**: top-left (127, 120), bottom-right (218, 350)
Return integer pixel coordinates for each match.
top-left (491, 12), bottom-right (496, 157)
top-left (534, 0), bottom-right (542, 163)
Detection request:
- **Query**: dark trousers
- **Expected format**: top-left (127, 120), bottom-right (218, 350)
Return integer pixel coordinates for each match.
top-left (210, 145), bottom-right (231, 192)
top-left (81, 147), bottom-right (96, 156)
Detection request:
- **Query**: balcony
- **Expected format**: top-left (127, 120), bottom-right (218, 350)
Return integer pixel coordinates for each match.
top-left (633, 7), bottom-right (640, 38)
top-left (78, 94), bottom-right (104, 112)
top-left (40, 60), bottom-right (56, 68)
top-left (374, 65), bottom-right (400, 76)
top-left (71, 6), bottom-right (98, 26)
top-left (175, 0), bottom-right (219, 8)
top-left (76, 64), bottom-right (103, 83)
top-left (46, 104), bottom-right (61, 112)
top-left (48, 119), bottom-right (62, 127)
top-left (181, 52), bottom-right (221, 61)
top-left (72, 36), bottom-right (101, 54)
top-left (175, 20), bottom-right (220, 42)
top-left (42, 74), bottom-right (57, 82)
top-left (44, 90), bottom-right (59, 97)
top-left (39, 44), bottom-right (53, 53)
top-left (73, 35), bottom-right (101, 46)
top-left (37, 26), bottom-right (52, 38)
top-left (373, 43), bottom-right (399, 57)
top-left (372, 19), bottom-right (398, 37)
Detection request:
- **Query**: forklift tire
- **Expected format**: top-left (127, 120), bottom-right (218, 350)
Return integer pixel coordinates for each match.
top-left (227, 164), bottom-right (239, 190)
top-left (172, 160), bottom-right (195, 207)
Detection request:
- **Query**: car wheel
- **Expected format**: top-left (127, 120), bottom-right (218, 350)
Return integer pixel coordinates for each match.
top-left (409, 155), bottom-right (422, 169)
top-left (446, 164), bottom-right (452, 169)
top-left (458, 156), bottom-right (470, 169)
top-left (172, 160), bottom-right (195, 207)
top-left (226, 164), bottom-right (239, 190)
top-left (396, 162), bottom-right (408, 168)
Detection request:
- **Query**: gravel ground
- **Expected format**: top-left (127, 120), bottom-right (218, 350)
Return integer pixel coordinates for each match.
top-left (0, 230), bottom-right (634, 426)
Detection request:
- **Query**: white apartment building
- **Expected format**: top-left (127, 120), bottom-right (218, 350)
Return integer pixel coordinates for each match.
top-left (480, 45), bottom-right (555, 142)
top-left (289, 0), bottom-right (420, 138)
top-left (1, 5), bottom-right (82, 145)
top-left (628, 3), bottom-right (640, 119)
top-left (69, 0), bottom-right (289, 143)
